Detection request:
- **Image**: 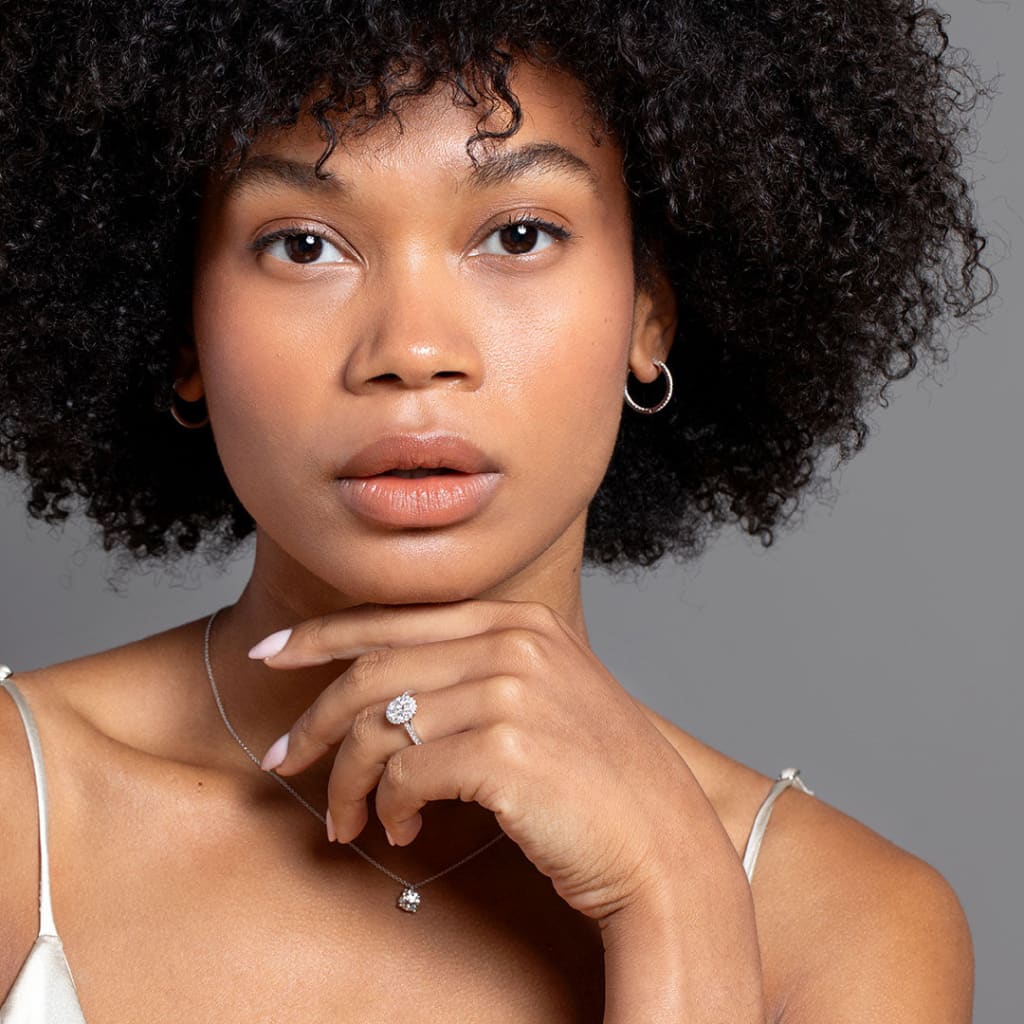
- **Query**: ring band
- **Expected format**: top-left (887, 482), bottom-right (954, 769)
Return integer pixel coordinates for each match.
top-left (385, 689), bottom-right (423, 745)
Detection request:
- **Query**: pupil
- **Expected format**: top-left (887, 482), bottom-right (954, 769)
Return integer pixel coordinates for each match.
top-left (500, 223), bottom-right (538, 255)
top-left (286, 234), bottom-right (322, 263)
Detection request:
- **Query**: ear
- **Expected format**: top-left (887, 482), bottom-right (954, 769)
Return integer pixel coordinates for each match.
top-left (171, 326), bottom-right (205, 402)
top-left (627, 265), bottom-right (678, 384)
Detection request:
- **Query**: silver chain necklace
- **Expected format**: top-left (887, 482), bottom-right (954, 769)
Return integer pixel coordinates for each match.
top-left (202, 607), bottom-right (506, 913)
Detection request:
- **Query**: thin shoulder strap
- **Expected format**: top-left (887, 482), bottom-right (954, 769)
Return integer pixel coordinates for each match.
top-left (741, 767), bottom-right (815, 883)
top-left (0, 667), bottom-right (59, 937)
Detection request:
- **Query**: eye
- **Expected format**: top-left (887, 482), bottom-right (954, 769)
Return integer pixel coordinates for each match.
top-left (249, 228), bottom-right (346, 265)
top-left (477, 216), bottom-right (572, 257)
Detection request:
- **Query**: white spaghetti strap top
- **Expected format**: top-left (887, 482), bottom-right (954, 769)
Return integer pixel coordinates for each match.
top-left (741, 767), bottom-right (815, 882)
top-left (0, 669), bottom-right (87, 1023)
top-left (0, 662), bottom-right (811, 1019)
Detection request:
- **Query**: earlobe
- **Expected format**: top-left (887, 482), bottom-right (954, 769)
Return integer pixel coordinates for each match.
top-left (174, 376), bottom-right (204, 403)
top-left (167, 317), bottom-right (211, 428)
top-left (172, 336), bottom-right (205, 403)
top-left (628, 268), bottom-right (678, 383)
top-left (169, 339), bottom-right (210, 429)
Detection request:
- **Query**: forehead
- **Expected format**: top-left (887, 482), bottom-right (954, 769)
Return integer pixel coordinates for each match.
top-left (209, 58), bottom-right (621, 200)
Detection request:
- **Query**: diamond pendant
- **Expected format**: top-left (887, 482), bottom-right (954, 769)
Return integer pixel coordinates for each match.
top-left (397, 887), bottom-right (421, 913)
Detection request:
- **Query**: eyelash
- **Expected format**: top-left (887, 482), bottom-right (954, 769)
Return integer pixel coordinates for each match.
top-left (493, 213), bottom-right (573, 246)
top-left (247, 214), bottom-right (573, 261)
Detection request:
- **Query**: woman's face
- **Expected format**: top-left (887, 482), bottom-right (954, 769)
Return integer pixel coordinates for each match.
top-left (189, 58), bottom-right (674, 608)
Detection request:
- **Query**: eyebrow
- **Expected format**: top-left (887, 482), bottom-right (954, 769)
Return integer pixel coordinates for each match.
top-left (217, 141), bottom-right (602, 202)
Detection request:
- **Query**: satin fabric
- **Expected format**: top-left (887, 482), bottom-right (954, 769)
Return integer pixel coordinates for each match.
top-left (0, 674), bottom-right (87, 1023)
top-left (0, 935), bottom-right (86, 1024)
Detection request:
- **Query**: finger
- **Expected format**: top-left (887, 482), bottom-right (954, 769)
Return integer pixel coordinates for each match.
top-left (325, 681), bottom-right (491, 842)
top-left (248, 599), bottom-right (557, 668)
top-left (369, 723), bottom-right (528, 846)
top-left (262, 629), bottom-right (537, 775)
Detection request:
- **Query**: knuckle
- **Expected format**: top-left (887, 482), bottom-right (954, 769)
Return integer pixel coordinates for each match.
top-left (523, 601), bottom-right (559, 632)
top-left (293, 703), bottom-right (323, 744)
top-left (489, 674), bottom-right (526, 713)
top-left (304, 613), bottom-right (332, 649)
top-left (349, 704), bottom-right (380, 748)
top-left (504, 627), bottom-right (547, 670)
top-left (327, 768), bottom-right (357, 811)
top-left (485, 722), bottom-right (526, 764)
top-left (383, 750), bottom-right (411, 788)
top-left (345, 648), bottom-right (391, 696)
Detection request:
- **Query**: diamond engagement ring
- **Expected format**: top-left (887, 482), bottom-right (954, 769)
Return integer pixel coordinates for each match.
top-left (385, 689), bottom-right (423, 745)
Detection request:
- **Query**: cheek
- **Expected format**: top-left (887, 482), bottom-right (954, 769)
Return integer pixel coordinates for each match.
top-left (194, 259), bottom-right (289, 394)
top-left (556, 255), bottom-right (635, 417)
top-left (489, 255), bottom-right (635, 495)
top-left (190, 252), bottom-right (323, 508)
top-left (191, 208), bottom-right (336, 425)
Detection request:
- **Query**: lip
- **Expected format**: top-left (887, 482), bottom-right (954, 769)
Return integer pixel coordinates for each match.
top-left (334, 432), bottom-right (502, 527)
top-left (335, 432), bottom-right (499, 478)
top-left (334, 471), bottom-right (501, 527)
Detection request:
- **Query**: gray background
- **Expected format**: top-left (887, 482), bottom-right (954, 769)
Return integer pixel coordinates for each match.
top-left (1, 1), bottom-right (1019, 1019)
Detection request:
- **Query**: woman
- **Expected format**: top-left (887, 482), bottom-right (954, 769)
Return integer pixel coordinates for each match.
top-left (0, 1), bottom-right (990, 1020)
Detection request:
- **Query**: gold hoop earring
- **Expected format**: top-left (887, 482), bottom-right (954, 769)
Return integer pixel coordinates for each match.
top-left (169, 389), bottom-right (209, 429)
top-left (624, 358), bottom-right (673, 414)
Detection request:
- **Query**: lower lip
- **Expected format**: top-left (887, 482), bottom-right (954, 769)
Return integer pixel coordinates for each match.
top-left (334, 472), bottom-right (502, 527)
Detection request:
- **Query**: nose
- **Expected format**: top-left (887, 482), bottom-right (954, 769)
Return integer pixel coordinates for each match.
top-left (342, 255), bottom-right (483, 395)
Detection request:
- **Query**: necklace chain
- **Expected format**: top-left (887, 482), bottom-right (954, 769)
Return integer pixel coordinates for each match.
top-left (202, 607), bottom-right (506, 905)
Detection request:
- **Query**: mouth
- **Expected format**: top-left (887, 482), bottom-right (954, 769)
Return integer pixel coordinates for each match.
top-left (367, 467), bottom-right (467, 479)
top-left (333, 434), bottom-right (501, 527)
top-left (335, 432), bottom-right (499, 480)
top-left (334, 465), bottom-right (501, 527)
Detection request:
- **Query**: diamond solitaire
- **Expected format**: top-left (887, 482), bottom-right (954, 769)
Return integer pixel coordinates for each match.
top-left (385, 691), bottom-right (417, 724)
top-left (397, 887), bottom-right (422, 913)
top-left (386, 690), bottom-right (422, 745)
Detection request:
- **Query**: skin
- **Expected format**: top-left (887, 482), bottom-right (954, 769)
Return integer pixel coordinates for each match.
top-left (0, 54), bottom-right (973, 1023)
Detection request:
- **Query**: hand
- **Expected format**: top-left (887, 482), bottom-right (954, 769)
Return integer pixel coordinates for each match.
top-left (248, 599), bottom-right (736, 925)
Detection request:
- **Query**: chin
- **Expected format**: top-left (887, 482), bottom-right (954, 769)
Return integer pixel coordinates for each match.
top-left (361, 580), bottom-right (487, 605)
top-left (314, 559), bottom-right (508, 607)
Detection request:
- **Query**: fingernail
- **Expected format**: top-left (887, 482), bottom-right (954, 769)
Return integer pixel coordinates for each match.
top-left (248, 628), bottom-right (292, 660)
top-left (385, 828), bottom-right (396, 846)
top-left (260, 732), bottom-right (289, 771)
top-left (326, 809), bottom-right (337, 842)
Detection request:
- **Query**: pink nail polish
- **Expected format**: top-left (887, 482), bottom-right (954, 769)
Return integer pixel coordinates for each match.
top-left (260, 732), bottom-right (289, 771)
top-left (385, 829), bottom-right (396, 846)
top-left (326, 809), bottom-right (337, 842)
top-left (248, 628), bottom-right (292, 660)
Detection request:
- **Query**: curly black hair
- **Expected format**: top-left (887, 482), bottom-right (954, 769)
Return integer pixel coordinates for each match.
top-left (0, 0), bottom-right (994, 586)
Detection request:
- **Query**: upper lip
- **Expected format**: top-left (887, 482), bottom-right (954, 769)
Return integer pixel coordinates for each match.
top-left (336, 433), bottom-right (499, 477)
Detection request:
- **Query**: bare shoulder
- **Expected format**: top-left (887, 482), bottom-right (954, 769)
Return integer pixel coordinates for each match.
top-left (749, 777), bottom-right (974, 1024)
top-left (0, 624), bottom-right (206, 1000)
top-left (634, 702), bottom-right (973, 1023)
top-left (0, 616), bottom-right (213, 756)
top-left (0, 653), bottom-right (123, 996)
top-left (0, 668), bottom-right (50, 997)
